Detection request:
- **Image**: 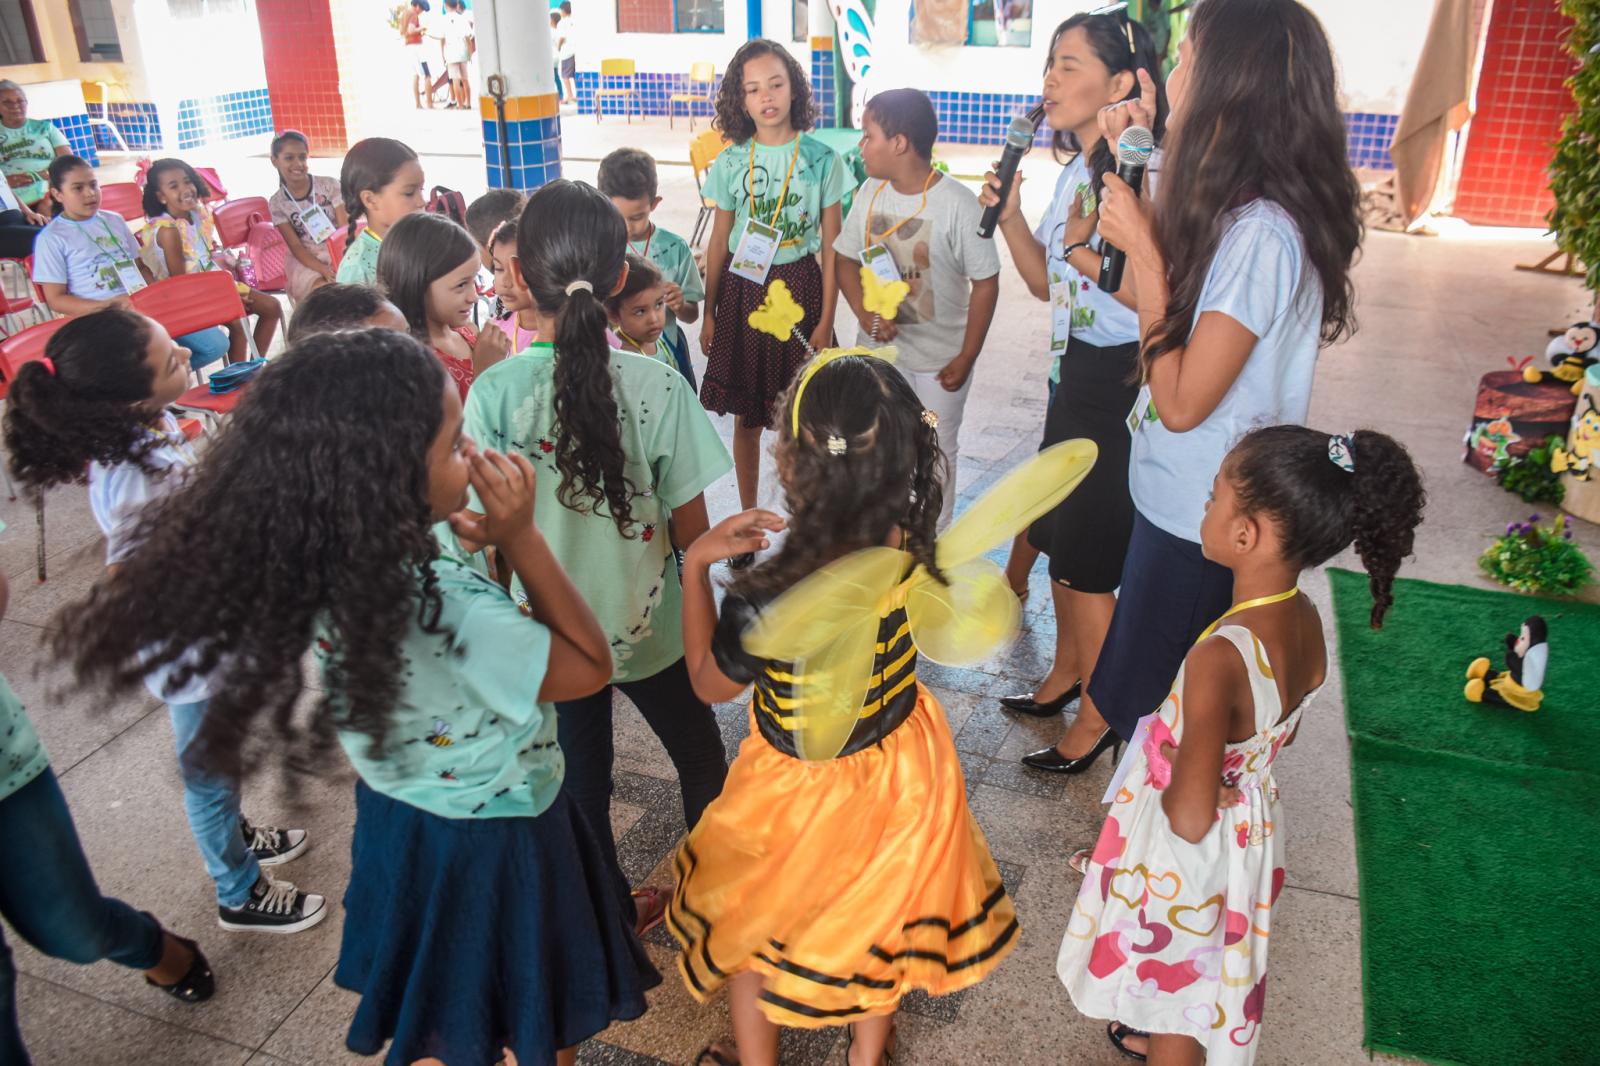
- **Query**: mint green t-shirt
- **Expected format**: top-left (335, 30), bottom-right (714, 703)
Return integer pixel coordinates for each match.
top-left (326, 548), bottom-right (560, 820)
top-left (0, 119), bottom-right (68, 207)
top-left (0, 672), bottom-right (48, 803)
top-left (704, 134), bottom-right (848, 266)
top-left (336, 228), bottom-right (382, 285)
top-left (464, 342), bottom-right (732, 682)
top-left (635, 223), bottom-right (704, 351)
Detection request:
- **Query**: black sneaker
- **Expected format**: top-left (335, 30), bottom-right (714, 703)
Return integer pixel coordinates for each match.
top-left (241, 817), bottom-right (309, 866)
top-left (217, 873), bottom-right (327, 934)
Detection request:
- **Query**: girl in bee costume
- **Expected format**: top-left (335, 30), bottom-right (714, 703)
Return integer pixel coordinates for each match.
top-left (674, 347), bottom-right (1097, 1063)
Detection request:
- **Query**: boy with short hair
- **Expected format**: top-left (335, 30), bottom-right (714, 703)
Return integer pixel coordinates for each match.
top-left (835, 88), bottom-right (1001, 527)
top-left (598, 147), bottom-right (704, 390)
top-left (464, 188), bottom-right (525, 268)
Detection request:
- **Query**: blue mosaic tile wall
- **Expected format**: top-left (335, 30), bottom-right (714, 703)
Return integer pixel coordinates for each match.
top-left (575, 70), bottom-right (723, 121)
top-left (176, 88), bottom-right (274, 150)
top-left (483, 116), bottom-right (563, 192)
top-left (87, 101), bottom-right (164, 151)
top-left (1344, 111), bottom-right (1398, 170)
top-left (928, 90), bottom-right (1054, 148)
top-left (811, 48), bottom-right (835, 129)
top-left (48, 114), bottom-right (100, 167)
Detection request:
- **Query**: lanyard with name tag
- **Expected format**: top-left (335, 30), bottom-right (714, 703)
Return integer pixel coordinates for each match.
top-left (1050, 273), bottom-right (1074, 354)
top-left (729, 138), bottom-right (801, 286)
top-left (298, 203), bottom-right (335, 243)
top-left (861, 243), bottom-right (902, 284)
top-left (83, 216), bottom-right (145, 293)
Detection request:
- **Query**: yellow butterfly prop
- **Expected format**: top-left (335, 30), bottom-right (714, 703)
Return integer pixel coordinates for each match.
top-left (860, 265), bottom-right (910, 322)
top-left (748, 279), bottom-right (807, 342)
top-left (743, 438), bottom-right (1099, 761)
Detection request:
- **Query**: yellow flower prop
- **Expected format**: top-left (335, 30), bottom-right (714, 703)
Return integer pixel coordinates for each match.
top-left (748, 279), bottom-right (807, 342)
top-left (860, 265), bottom-right (910, 322)
top-left (789, 345), bottom-right (898, 436)
top-left (743, 439), bottom-right (1099, 761)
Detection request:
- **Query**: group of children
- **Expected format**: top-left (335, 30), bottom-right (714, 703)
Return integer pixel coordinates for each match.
top-left (0, 7), bottom-right (1432, 1066)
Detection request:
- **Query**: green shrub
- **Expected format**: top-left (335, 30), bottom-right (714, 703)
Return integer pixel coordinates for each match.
top-left (1479, 513), bottom-right (1594, 595)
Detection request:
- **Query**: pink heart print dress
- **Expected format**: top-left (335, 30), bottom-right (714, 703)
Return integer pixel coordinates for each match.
top-left (1056, 624), bottom-right (1319, 1065)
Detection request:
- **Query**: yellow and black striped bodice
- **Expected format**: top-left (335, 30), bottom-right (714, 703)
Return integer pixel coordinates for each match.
top-left (713, 595), bottom-right (920, 759)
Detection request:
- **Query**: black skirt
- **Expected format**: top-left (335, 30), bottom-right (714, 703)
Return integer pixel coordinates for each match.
top-left (1027, 337), bottom-right (1141, 593)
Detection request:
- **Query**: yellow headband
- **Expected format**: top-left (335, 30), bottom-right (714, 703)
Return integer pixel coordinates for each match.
top-left (789, 346), bottom-right (898, 438)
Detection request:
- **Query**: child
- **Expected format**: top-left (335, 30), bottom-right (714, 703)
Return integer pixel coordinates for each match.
top-left (464, 180), bottom-right (732, 936)
top-left (53, 327), bottom-right (658, 1066)
top-left (486, 220), bottom-right (538, 351)
top-left (673, 353), bottom-right (1017, 1066)
top-left (286, 282), bottom-right (407, 343)
top-left (267, 129), bottom-right (346, 305)
top-left (598, 146), bottom-right (704, 388)
top-left (465, 188), bottom-right (524, 268)
top-left (336, 137), bottom-right (425, 286)
top-left (378, 210), bottom-right (511, 399)
top-left (3, 309), bottom-right (326, 935)
top-left (835, 88), bottom-right (1000, 528)
top-left (30, 155), bottom-right (230, 369)
top-left (1058, 425), bottom-right (1425, 1065)
top-left (701, 38), bottom-right (846, 519)
top-left (140, 157), bottom-right (283, 363)
top-left (0, 549), bottom-right (217, 1060)
top-left (606, 253), bottom-right (676, 368)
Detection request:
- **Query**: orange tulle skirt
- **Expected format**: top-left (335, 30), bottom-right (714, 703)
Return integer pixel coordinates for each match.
top-left (666, 685), bottom-right (1018, 1026)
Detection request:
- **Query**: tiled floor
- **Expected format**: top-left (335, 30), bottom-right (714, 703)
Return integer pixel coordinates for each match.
top-left (5, 112), bottom-right (1596, 1065)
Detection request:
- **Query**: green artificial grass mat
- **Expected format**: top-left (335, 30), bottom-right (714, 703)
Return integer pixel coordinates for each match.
top-left (1328, 569), bottom-right (1600, 1066)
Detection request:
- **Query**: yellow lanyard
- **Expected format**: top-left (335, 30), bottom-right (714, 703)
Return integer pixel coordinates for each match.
top-left (866, 171), bottom-right (936, 246)
top-left (747, 137), bottom-right (801, 228)
top-left (615, 326), bottom-right (656, 357)
top-left (1196, 588), bottom-right (1300, 644)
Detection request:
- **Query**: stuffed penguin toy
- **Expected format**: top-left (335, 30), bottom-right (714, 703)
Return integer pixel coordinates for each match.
top-left (1464, 615), bottom-right (1548, 712)
top-left (1524, 322), bottom-right (1600, 395)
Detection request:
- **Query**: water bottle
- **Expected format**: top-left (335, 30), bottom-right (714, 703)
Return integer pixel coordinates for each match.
top-left (238, 250), bottom-right (258, 290)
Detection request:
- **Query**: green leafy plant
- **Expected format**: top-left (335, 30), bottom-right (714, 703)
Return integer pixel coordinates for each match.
top-left (1548, 1), bottom-right (1600, 290)
top-left (1496, 435), bottom-right (1568, 505)
top-left (1479, 513), bottom-right (1594, 595)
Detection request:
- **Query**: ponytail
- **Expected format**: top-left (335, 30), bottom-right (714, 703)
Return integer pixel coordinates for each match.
top-left (517, 179), bottom-right (637, 535)
top-left (1229, 425), bottom-right (1425, 630)
top-left (340, 137), bottom-right (418, 244)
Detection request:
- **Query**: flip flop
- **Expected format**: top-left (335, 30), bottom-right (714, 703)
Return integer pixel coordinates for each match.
top-left (632, 885), bottom-right (667, 936)
top-left (1107, 1021), bottom-right (1150, 1062)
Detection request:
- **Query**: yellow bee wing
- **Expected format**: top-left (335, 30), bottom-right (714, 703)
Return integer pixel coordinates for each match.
top-left (748, 278), bottom-right (806, 341)
top-left (860, 266), bottom-right (911, 322)
top-left (905, 558), bottom-right (1022, 667)
top-left (744, 545), bottom-right (908, 763)
top-left (935, 438), bottom-right (1099, 571)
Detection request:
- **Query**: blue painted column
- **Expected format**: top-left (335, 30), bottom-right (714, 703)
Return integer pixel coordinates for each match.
top-left (474, 0), bottom-right (562, 192)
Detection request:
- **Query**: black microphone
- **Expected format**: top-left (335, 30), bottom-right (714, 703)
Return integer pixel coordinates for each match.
top-left (977, 103), bottom-right (1044, 239)
top-left (1097, 125), bottom-right (1156, 293)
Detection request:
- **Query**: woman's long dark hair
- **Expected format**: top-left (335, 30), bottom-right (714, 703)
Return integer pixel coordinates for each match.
top-left (1143, 0), bottom-right (1362, 374)
top-left (1046, 11), bottom-right (1167, 197)
top-left (3, 309), bottom-right (166, 488)
top-left (733, 356), bottom-right (946, 600)
top-left (376, 210), bottom-right (479, 340)
top-left (54, 330), bottom-right (450, 780)
top-left (714, 38), bottom-right (815, 144)
top-left (516, 179), bottom-right (637, 535)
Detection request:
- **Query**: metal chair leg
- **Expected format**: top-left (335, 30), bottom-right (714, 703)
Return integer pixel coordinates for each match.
top-left (34, 490), bottom-right (45, 583)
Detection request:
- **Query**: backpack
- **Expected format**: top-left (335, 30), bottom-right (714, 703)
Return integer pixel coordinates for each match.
top-left (428, 186), bottom-right (468, 228)
top-left (244, 218), bottom-right (288, 292)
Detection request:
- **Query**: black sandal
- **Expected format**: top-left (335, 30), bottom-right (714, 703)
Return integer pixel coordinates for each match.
top-left (1107, 1022), bottom-right (1150, 1062)
top-left (144, 932), bottom-right (215, 1004)
top-left (844, 1022), bottom-right (896, 1065)
top-left (696, 1042), bottom-right (738, 1066)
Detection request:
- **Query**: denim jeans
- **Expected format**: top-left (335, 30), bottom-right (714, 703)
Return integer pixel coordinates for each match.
top-left (0, 769), bottom-right (164, 1065)
top-left (168, 700), bottom-right (259, 907)
top-left (176, 327), bottom-right (229, 371)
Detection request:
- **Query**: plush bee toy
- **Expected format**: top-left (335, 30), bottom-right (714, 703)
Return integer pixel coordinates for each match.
top-left (1524, 322), bottom-right (1599, 395)
top-left (1464, 615), bottom-right (1548, 712)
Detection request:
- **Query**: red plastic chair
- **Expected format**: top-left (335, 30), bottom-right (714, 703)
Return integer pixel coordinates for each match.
top-left (193, 166), bottom-right (229, 205)
top-left (213, 196), bottom-right (271, 250)
top-left (0, 317), bottom-right (73, 580)
top-left (326, 226), bottom-right (349, 272)
top-left (98, 182), bottom-right (146, 227)
top-left (0, 259), bottom-right (49, 338)
top-left (131, 273), bottom-right (259, 417)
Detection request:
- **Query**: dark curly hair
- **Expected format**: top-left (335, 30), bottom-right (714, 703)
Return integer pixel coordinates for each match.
top-left (1228, 425), bottom-right (1425, 629)
top-left (339, 137), bottom-right (419, 242)
top-left (141, 157), bottom-right (212, 219)
top-left (52, 329), bottom-right (451, 780)
top-left (516, 179), bottom-right (637, 535)
top-left (733, 355), bottom-right (946, 600)
top-left (713, 38), bottom-right (814, 144)
top-left (1142, 0), bottom-right (1362, 377)
top-left (3, 309), bottom-right (169, 489)
top-left (1044, 11), bottom-right (1167, 197)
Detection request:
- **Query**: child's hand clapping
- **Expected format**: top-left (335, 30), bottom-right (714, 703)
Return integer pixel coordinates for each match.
top-left (450, 448), bottom-right (539, 550)
top-left (687, 509), bottom-right (787, 567)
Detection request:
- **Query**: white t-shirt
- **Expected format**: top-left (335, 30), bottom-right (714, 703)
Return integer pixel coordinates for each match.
top-left (30, 211), bottom-right (143, 300)
top-left (1128, 199), bottom-right (1321, 541)
top-left (555, 15), bottom-right (576, 60)
top-left (88, 416), bottom-right (216, 705)
top-left (0, 183), bottom-right (18, 212)
top-left (834, 174), bottom-right (1001, 374)
top-left (441, 9), bottom-right (473, 62)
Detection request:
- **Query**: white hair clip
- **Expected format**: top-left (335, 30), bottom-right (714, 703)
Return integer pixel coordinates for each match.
top-left (921, 410), bottom-right (940, 429)
top-left (1328, 433), bottom-right (1355, 473)
top-left (564, 279), bottom-right (594, 296)
top-left (826, 435), bottom-right (848, 456)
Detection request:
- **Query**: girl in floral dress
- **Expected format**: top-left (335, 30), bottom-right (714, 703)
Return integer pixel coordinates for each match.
top-left (1058, 425), bottom-right (1425, 1065)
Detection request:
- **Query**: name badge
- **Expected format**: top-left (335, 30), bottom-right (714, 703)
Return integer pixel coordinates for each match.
top-left (1126, 386), bottom-right (1156, 436)
top-left (299, 204), bottom-right (336, 243)
top-left (101, 258), bottom-right (146, 294)
top-left (1049, 275), bottom-right (1073, 355)
top-left (862, 244), bottom-right (902, 284)
top-left (729, 219), bottom-right (780, 285)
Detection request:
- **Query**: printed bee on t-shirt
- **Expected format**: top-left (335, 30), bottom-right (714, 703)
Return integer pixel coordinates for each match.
top-left (424, 719), bottom-right (453, 747)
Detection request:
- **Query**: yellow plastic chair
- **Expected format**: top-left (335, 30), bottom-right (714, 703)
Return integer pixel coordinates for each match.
top-left (595, 59), bottom-right (639, 124)
top-left (669, 61), bottom-right (716, 131)
top-left (80, 81), bottom-right (131, 153)
top-left (689, 127), bottom-right (729, 246)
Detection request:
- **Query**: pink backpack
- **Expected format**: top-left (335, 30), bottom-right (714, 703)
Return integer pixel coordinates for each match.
top-left (244, 217), bottom-right (288, 293)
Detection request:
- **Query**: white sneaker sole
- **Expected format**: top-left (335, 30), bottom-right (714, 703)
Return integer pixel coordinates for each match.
top-left (254, 835), bottom-right (310, 867)
top-left (217, 900), bottom-right (328, 935)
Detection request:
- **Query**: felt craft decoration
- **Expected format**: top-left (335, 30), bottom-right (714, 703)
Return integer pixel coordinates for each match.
top-left (748, 279), bottom-right (807, 344)
top-left (1464, 615), bottom-right (1548, 711)
top-left (1525, 322), bottom-right (1600, 395)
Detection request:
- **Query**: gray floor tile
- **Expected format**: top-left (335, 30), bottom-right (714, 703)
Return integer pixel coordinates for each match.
top-left (15, 972), bottom-right (255, 1066)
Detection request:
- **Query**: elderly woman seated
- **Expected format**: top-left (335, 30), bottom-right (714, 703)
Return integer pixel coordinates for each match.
top-left (0, 80), bottom-right (72, 212)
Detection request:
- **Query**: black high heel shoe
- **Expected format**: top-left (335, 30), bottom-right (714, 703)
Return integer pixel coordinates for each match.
top-left (998, 680), bottom-right (1082, 718)
top-left (1021, 729), bottom-right (1121, 774)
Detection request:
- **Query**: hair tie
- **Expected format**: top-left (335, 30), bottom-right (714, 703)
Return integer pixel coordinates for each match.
top-left (564, 279), bottom-right (593, 296)
top-left (39, 357), bottom-right (55, 377)
top-left (1328, 433), bottom-right (1355, 473)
